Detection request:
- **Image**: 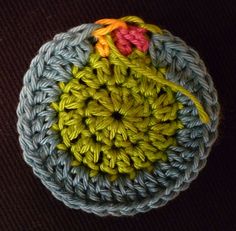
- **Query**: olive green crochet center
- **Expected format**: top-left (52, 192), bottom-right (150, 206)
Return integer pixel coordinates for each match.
top-left (51, 51), bottom-right (183, 180)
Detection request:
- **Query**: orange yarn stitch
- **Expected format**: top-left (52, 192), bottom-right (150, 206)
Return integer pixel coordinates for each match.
top-left (93, 19), bottom-right (128, 57)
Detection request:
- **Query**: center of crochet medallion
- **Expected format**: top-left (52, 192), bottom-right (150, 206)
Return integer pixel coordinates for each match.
top-left (51, 49), bottom-right (183, 180)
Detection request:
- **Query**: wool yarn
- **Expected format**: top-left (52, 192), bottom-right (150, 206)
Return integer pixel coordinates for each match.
top-left (17, 16), bottom-right (220, 216)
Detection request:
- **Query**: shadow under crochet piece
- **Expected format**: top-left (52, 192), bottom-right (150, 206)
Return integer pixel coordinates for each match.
top-left (17, 16), bottom-right (220, 216)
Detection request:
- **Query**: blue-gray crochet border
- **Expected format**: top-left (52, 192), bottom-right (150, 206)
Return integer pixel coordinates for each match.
top-left (17, 23), bottom-right (220, 216)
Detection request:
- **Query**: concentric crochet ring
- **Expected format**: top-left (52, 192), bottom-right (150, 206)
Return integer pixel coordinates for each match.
top-left (17, 16), bottom-right (220, 216)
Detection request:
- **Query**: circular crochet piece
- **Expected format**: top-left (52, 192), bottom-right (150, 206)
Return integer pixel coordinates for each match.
top-left (17, 16), bottom-right (220, 216)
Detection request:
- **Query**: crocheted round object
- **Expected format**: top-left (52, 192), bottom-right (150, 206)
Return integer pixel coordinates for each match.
top-left (17, 16), bottom-right (220, 216)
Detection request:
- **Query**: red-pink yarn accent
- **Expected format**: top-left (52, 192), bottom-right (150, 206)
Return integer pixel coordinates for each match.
top-left (112, 25), bottom-right (149, 56)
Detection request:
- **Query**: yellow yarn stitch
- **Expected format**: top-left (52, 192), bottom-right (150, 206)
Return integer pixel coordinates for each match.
top-left (51, 50), bottom-right (183, 180)
top-left (120, 15), bottom-right (162, 33)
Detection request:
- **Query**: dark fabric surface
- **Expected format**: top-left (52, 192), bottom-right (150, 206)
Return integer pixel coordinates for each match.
top-left (0, 0), bottom-right (236, 230)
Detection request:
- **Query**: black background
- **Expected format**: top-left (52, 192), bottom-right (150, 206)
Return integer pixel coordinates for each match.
top-left (0, 0), bottom-right (236, 230)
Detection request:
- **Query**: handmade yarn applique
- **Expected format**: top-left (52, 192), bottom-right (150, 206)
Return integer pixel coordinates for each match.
top-left (17, 16), bottom-right (220, 216)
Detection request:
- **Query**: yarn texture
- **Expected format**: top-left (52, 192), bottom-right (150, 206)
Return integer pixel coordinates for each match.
top-left (17, 16), bottom-right (220, 216)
